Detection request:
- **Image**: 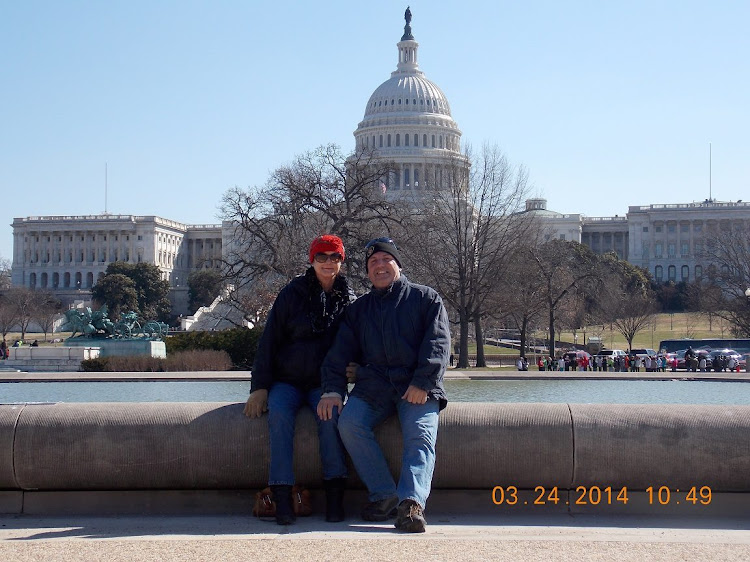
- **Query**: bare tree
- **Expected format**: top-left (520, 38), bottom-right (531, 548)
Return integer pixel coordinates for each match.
top-left (498, 237), bottom-right (548, 358)
top-left (31, 291), bottom-right (62, 342)
top-left (697, 228), bottom-right (750, 336)
top-left (4, 287), bottom-right (39, 340)
top-left (0, 292), bottom-right (20, 344)
top-left (0, 257), bottom-right (10, 291)
top-left (594, 252), bottom-right (656, 351)
top-left (527, 239), bottom-right (601, 358)
top-left (403, 144), bottom-right (532, 368)
top-left (219, 144), bottom-right (403, 323)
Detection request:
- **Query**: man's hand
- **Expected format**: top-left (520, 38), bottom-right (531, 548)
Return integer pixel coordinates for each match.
top-left (402, 385), bottom-right (428, 404)
top-left (243, 389), bottom-right (268, 418)
top-left (317, 395), bottom-right (343, 421)
top-left (346, 362), bottom-right (359, 383)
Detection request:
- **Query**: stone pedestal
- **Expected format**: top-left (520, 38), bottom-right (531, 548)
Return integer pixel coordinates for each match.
top-left (5, 347), bottom-right (100, 372)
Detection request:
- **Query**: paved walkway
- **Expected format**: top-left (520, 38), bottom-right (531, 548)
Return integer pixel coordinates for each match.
top-left (2, 512), bottom-right (750, 561)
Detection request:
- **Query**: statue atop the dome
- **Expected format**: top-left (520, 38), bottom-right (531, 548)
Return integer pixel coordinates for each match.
top-left (402, 6), bottom-right (414, 41)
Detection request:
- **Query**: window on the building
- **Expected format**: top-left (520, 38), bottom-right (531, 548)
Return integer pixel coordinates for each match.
top-left (432, 135), bottom-right (436, 147)
top-left (667, 224), bottom-right (676, 233)
top-left (642, 226), bottom-right (648, 232)
top-left (681, 265), bottom-right (689, 281)
top-left (654, 243), bottom-right (662, 258)
top-left (655, 226), bottom-right (663, 233)
top-left (387, 134), bottom-right (391, 147)
top-left (423, 134), bottom-right (427, 146)
top-left (695, 265), bottom-right (703, 279)
top-left (379, 135), bottom-right (383, 147)
top-left (668, 265), bottom-right (676, 281)
top-left (405, 134), bottom-right (409, 146)
top-left (694, 223), bottom-right (702, 232)
top-left (681, 242), bottom-right (689, 256)
top-left (396, 134), bottom-right (400, 146)
top-left (655, 266), bottom-right (663, 281)
top-left (667, 243), bottom-right (676, 257)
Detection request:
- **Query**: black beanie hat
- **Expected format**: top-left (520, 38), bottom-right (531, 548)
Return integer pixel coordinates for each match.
top-left (365, 238), bottom-right (402, 272)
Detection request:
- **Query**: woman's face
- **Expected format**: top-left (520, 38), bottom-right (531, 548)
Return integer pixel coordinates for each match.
top-left (312, 251), bottom-right (342, 285)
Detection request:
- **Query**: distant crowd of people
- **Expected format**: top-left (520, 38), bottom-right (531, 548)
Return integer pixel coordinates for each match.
top-left (518, 348), bottom-right (743, 373)
top-left (530, 353), bottom-right (668, 372)
top-left (682, 347), bottom-right (740, 373)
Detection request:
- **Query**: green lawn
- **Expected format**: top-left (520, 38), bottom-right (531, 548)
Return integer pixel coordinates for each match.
top-left (470, 312), bottom-right (738, 355)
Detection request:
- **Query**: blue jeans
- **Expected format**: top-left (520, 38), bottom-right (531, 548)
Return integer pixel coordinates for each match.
top-left (338, 394), bottom-right (439, 509)
top-left (267, 382), bottom-right (348, 486)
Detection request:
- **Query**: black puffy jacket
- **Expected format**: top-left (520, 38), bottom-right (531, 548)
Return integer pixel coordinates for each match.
top-left (321, 274), bottom-right (450, 410)
top-left (251, 269), bottom-right (355, 393)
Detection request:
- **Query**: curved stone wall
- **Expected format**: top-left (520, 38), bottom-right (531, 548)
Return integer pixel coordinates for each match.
top-left (1, 402), bottom-right (750, 493)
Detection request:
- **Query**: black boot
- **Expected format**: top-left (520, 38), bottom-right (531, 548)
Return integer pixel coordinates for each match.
top-left (324, 478), bottom-right (346, 522)
top-left (270, 485), bottom-right (296, 525)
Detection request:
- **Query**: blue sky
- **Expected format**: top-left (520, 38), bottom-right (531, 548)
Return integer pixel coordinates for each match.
top-left (1, 0), bottom-right (748, 263)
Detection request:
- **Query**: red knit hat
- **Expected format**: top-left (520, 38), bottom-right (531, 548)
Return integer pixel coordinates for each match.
top-left (309, 235), bottom-right (345, 263)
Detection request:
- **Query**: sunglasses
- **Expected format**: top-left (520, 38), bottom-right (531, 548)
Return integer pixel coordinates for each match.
top-left (314, 253), bottom-right (343, 263)
top-left (365, 237), bottom-right (398, 250)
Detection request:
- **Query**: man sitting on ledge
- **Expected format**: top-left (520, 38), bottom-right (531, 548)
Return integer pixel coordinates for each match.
top-left (318, 237), bottom-right (451, 533)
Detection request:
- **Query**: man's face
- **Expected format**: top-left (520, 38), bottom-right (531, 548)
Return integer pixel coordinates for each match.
top-left (367, 251), bottom-right (400, 289)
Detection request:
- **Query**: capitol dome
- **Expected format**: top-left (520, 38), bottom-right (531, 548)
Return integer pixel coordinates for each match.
top-left (354, 8), bottom-right (469, 196)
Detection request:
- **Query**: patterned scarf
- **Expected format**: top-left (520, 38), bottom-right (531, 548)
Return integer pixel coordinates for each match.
top-left (305, 267), bottom-right (350, 334)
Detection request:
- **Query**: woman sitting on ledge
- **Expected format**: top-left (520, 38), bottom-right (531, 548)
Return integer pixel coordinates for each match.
top-left (244, 235), bottom-right (355, 525)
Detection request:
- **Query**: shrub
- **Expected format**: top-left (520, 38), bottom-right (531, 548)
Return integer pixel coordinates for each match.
top-left (80, 349), bottom-right (234, 372)
top-left (80, 357), bottom-right (110, 372)
top-left (165, 327), bottom-right (261, 369)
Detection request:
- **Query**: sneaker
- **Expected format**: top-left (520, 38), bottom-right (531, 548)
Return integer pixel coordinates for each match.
top-left (361, 496), bottom-right (399, 521)
top-left (395, 499), bottom-right (426, 533)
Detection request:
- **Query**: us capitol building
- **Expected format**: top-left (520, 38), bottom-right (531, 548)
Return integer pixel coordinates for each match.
top-left (10, 9), bottom-right (750, 314)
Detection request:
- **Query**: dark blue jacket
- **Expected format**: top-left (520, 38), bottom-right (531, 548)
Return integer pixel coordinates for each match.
top-left (251, 270), bottom-right (355, 393)
top-left (321, 274), bottom-right (450, 410)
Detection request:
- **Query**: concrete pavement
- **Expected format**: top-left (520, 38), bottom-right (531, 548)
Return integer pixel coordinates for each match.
top-left (2, 511), bottom-right (750, 561)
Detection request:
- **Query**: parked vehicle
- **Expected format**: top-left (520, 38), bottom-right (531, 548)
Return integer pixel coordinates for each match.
top-left (630, 348), bottom-right (657, 359)
top-left (598, 349), bottom-right (627, 359)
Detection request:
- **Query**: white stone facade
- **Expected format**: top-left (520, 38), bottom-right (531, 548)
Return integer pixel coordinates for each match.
top-left (528, 198), bottom-right (750, 283)
top-left (11, 214), bottom-right (221, 313)
top-left (353, 12), bottom-right (470, 198)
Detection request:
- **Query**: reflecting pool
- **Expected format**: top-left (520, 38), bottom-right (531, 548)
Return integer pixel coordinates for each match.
top-left (3, 379), bottom-right (750, 405)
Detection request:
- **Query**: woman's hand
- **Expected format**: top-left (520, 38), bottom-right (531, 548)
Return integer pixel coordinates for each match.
top-left (317, 395), bottom-right (343, 421)
top-left (244, 389), bottom-right (268, 418)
